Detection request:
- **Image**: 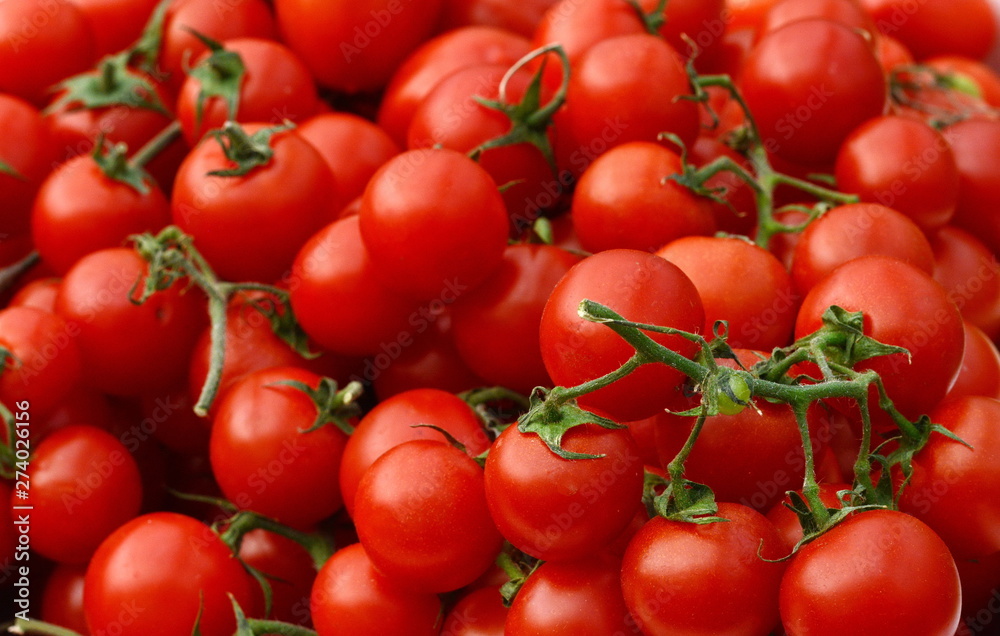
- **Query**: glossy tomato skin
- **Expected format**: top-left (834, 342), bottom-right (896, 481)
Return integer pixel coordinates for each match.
top-left (31, 153), bottom-right (170, 275)
top-left (377, 26), bottom-right (531, 145)
top-left (657, 236), bottom-right (797, 351)
top-left (758, 0), bottom-right (875, 38)
top-left (571, 142), bottom-right (716, 254)
top-left (310, 543), bottom-right (442, 636)
top-left (0, 307), bottom-right (83, 419)
top-left (484, 423), bottom-right (643, 561)
top-left (740, 19), bottom-right (886, 166)
top-left (21, 425), bottom-right (142, 564)
top-left (779, 510), bottom-right (961, 635)
top-left (55, 248), bottom-right (205, 396)
top-left (9, 278), bottom-right (60, 313)
top-left (450, 244), bottom-right (581, 395)
top-left (274, 0), bottom-right (444, 94)
top-left (84, 512), bottom-right (261, 636)
top-left (440, 0), bottom-right (557, 37)
top-left (177, 37), bottom-right (319, 145)
top-left (359, 148), bottom-right (509, 301)
top-left (622, 503), bottom-right (787, 636)
top-left (794, 255), bottom-right (965, 424)
top-left (540, 249), bottom-right (704, 422)
top-left (41, 563), bottom-right (89, 633)
top-left (355, 440), bottom-right (504, 593)
top-left (0, 0), bottom-right (96, 105)
top-left (834, 115), bottom-right (959, 234)
top-left (931, 226), bottom-right (1000, 341)
top-left (172, 124), bottom-right (336, 283)
top-left (506, 553), bottom-right (641, 635)
top-left (789, 203), bottom-right (934, 296)
top-left (948, 321), bottom-right (1000, 401)
top-left (860, 0), bottom-right (996, 60)
top-left (238, 529), bottom-right (317, 627)
top-left (210, 367), bottom-right (349, 528)
top-left (66, 0), bottom-right (160, 56)
top-left (0, 95), bottom-right (55, 237)
top-left (339, 388), bottom-right (490, 516)
top-left (441, 585), bottom-right (507, 635)
top-left (900, 396), bottom-right (1000, 559)
top-left (943, 119), bottom-right (1000, 256)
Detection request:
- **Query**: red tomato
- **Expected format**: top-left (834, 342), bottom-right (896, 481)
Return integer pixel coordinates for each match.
top-left (834, 115), bottom-right (959, 234)
top-left (859, 0), bottom-right (996, 60)
top-left (297, 112), bottom-right (401, 214)
top-left (9, 278), bottom-right (61, 313)
top-left (506, 554), bottom-right (641, 635)
top-left (900, 396), bottom-right (1000, 559)
top-left (41, 564), bottom-right (89, 633)
top-left (758, 0), bottom-right (876, 39)
top-left (0, 94), bottom-right (55, 237)
top-left (766, 483), bottom-right (849, 551)
top-left (31, 152), bottom-right (170, 275)
top-left (358, 148), bottom-right (509, 301)
top-left (688, 137), bottom-right (758, 235)
top-left (172, 124), bottom-right (336, 283)
top-left (740, 18), bottom-right (886, 166)
top-left (84, 512), bottom-right (261, 636)
top-left (484, 423), bottom-right (644, 561)
top-left (0, 0), bottom-right (96, 105)
top-left (210, 367), bottom-right (350, 528)
top-left (440, 0), bottom-right (557, 37)
top-left (539, 249), bottom-right (705, 422)
top-left (450, 243), bottom-right (581, 395)
top-left (55, 248), bottom-right (204, 396)
top-left (931, 225), bottom-right (1000, 341)
top-left (238, 529), bottom-right (316, 627)
top-left (288, 216), bottom-right (418, 357)
top-left (925, 55), bottom-right (1000, 108)
top-left (943, 119), bottom-right (1000, 256)
top-left (0, 306), bottom-right (83, 419)
top-left (66, 0), bottom-right (160, 56)
top-left (794, 255), bottom-right (965, 424)
top-left (874, 33), bottom-right (914, 71)
top-left (564, 35), bottom-right (700, 162)
top-left (273, 0), bottom-right (445, 94)
top-left (658, 236), bottom-right (798, 350)
top-left (948, 321), bottom-right (1000, 401)
top-left (441, 585), bottom-right (507, 635)
top-left (377, 26), bottom-right (531, 145)
top-left (790, 203), bottom-right (934, 295)
top-left (571, 142), bottom-right (716, 254)
top-left (310, 543), bottom-right (442, 636)
top-left (19, 425), bottom-right (142, 564)
top-left (177, 37), bottom-right (319, 145)
top-left (779, 510), bottom-right (961, 635)
top-left (622, 503), bottom-right (787, 636)
top-left (355, 439), bottom-right (503, 592)
top-left (339, 388), bottom-right (490, 516)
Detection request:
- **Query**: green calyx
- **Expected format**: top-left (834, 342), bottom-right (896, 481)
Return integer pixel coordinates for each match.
top-left (46, 53), bottom-right (169, 116)
top-left (185, 30), bottom-right (246, 132)
top-left (92, 138), bottom-right (152, 195)
top-left (208, 121), bottom-right (295, 178)
top-left (277, 377), bottom-right (362, 436)
top-left (516, 387), bottom-right (626, 460)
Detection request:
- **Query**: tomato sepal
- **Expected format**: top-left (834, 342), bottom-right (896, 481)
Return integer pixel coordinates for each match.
top-left (206, 121), bottom-right (295, 178)
top-left (271, 377), bottom-right (362, 436)
top-left (45, 53), bottom-right (169, 117)
top-left (184, 30), bottom-right (246, 128)
top-left (516, 387), bottom-right (626, 460)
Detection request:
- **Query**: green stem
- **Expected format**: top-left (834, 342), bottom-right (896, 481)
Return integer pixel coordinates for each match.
top-left (792, 401), bottom-right (830, 528)
top-left (10, 619), bottom-right (84, 636)
top-left (131, 120), bottom-right (181, 169)
top-left (666, 411), bottom-right (708, 509)
top-left (460, 386), bottom-right (531, 411)
top-left (553, 353), bottom-right (649, 403)
top-left (0, 251), bottom-right (40, 297)
top-left (219, 511), bottom-right (334, 571)
top-left (852, 393), bottom-right (878, 501)
top-left (244, 621), bottom-right (317, 636)
top-left (195, 293), bottom-right (228, 417)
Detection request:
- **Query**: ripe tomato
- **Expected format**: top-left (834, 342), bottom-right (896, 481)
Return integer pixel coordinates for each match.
top-left (273, 0), bottom-right (444, 94)
top-left (440, 0), bottom-right (557, 37)
top-left (931, 225), bottom-right (1000, 341)
top-left (0, 95), bottom-right (55, 237)
top-left (948, 321), bottom-right (1000, 401)
top-left (688, 137), bottom-right (758, 235)
top-left (339, 388), bottom-right (490, 516)
top-left (358, 148), bottom-right (509, 301)
top-left (740, 18), bottom-right (886, 166)
top-left (177, 37), bottom-right (320, 146)
top-left (779, 510), bottom-right (961, 635)
top-left (758, 0), bottom-right (876, 40)
top-left (834, 115), bottom-right (959, 234)
top-left (31, 152), bottom-right (170, 275)
top-left (943, 119), bottom-right (1000, 256)
top-left (355, 439), bottom-right (504, 592)
top-left (766, 483), bottom-right (849, 551)
top-left (66, 0), bottom-right (160, 56)
top-left (41, 564), bottom-right (89, 633)
top-left (925, 55), bottom-right (1000, 108)
top-left (8, 278), bottom-right (61, 313)
top-left (310, 543), bottom-right (442, 636)
top-left (55, 248), bottom-right (205, 396)
top-left (900, 396), bottom-right (1000, 559)
top-left (571, 142), bottom-right (716, 254)
top-left (484, 423), bottom-right (643, 561)
top-left (441, 585), bottom-right (507, 635)
top-left (794, 255), bottom-right (965, 424)
top-left (84, 512), bottom-right (261, 636)
top-left (238, 529), bottom-right (316, 627)
top-left (657, 236), bottom-right (798, 350)
top-left (210, 367), bottom-right (350, 528)
top-left (539, 249), bottom-right (705, 422)
top-left (377, 25), bottom-right (531, 145)
top-left (0, 306), bottom-right (83, 419)
top-left (859, 0), bottom-right (996, 60)
top-left (0, 0), bottom-right (96, 105)
top-left (789, 203), bottom-right (934, 296)
top-left (19, 425), bottom-right (142, 564)
top-left (622, 503), bottom-right (787, 636)
top-left (506, 553), bottom-right (641, 635)
top-left (450, 243), bottom-right (581, 395)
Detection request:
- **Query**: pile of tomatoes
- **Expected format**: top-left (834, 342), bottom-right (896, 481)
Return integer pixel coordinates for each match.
top-left (2, 0), bottom-right (1000, 634)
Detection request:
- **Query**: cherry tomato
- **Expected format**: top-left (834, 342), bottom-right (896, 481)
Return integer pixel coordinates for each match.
top-left (931, 225), bottom-right (1000, 341)
top-left (55, 248), bottom-right (205, 396)
top-left (310, 543), bottom-right (442, 636)
top-left (238, 529), bottom-right (316, 627)
top-left (440, 585), bottom-right (507, 635)
top-left (66, 0), bottom-right (160, 56)
top-left (0, 94), bottom-right (55, 237)
top-left (440, 0), bottom-right (557, 37)
top-left (859, 0), bottom-right (996, 60)
top-left (766, 483), bottom-right (849, 551)
top-left (948, 321), bottom-right (1000, 401)
top-left (84, 512), bottom-right (261, 636)
top-left (779, 509), bottom-right (961, 635)
top-left (41, 563), bottom-right (89, 633)
top-left (758, 0), bottom-right (876, 40)
top-left (484, 423), bottom-right (644, 561)
top-left (925, 55), bottom-right (1000, 108)
top-left (339, 388), bottom-right (490, 516)
top-left (622, 503), bottom-right (787, 636)
top-left (539, 249), bottom-right (705, 422)
top-left (943, 119), bottom-right (1000, 256)
top-left (8, 278), bottom-right (61, 313)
